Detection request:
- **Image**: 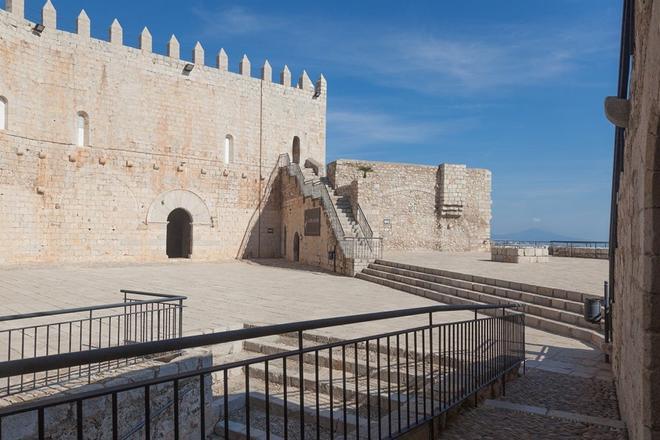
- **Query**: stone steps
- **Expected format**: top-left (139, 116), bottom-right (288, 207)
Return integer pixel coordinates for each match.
top-left (243, 339), bottom-right (437, 385)
top-left (356, 270), bottom-right (604, 347)
top-left (362, 266), bottom-right (596, 332)
top-left (360, 267), bottom-right (597, 332)
top-left (373, 259), bottom-right (600, 303)
top-left (367, 263), bottom-right (585, 315)
top-left (211, 326), bottom-right (514, 440)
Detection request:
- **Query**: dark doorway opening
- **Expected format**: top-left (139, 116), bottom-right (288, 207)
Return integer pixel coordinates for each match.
top-left (293, 232), bottom-right (300, 262)
top-left (167, 208), bottom-right (192, 258)
top-left (292, 136), bottom-right (301, 164)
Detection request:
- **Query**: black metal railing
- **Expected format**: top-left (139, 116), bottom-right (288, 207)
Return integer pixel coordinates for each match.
top-left (0, 290), bottom-right (186, 396)
top-left (492, 240), bottom-right (609, 249)
top-left (549, 241), bottom-right (609, 249)
top-left (341, 236), bottom-right (383, 260)
top-left (491, 240), bottom-right (548, 247)
top-left (0, 303), bottom-right (524, 440)
top-left (355, 204), bottom-right (374, 239)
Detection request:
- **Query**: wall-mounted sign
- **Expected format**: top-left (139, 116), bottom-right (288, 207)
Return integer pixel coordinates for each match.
top-left (304, 208), bottom-right (321, 236)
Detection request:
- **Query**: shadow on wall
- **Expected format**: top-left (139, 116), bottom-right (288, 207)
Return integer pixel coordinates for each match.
top-left (236, 159), bottom-right (283, 259)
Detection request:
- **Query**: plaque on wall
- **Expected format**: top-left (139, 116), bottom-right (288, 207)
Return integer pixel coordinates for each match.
top-left (304, 208), bottom-right (321, 236)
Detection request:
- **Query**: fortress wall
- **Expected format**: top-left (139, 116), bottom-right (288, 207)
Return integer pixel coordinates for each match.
top-left (612, 1), bottom-right (660, 437)
top-left (0, 5), bottom-right (326, 264)
top-left (328, 160), bottom-right (491, 252)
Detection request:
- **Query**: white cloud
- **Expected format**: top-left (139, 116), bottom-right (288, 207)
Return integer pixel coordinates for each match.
top-left (193, 6), bottom-right (287, 37)
top-left (327, 108), bottom-right (475, 157)
top-left (191, 6), bottom-right (615, 95)
top-left (532, 217), bottom-right (542, 223)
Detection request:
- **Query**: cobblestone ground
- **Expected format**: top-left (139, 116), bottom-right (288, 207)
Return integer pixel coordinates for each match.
top-left (500, 369), bottom-right (620, 419)
top-left (441, 406), bottom-right (626, 440)
top-left (441, 368), bottom-right (627, 439)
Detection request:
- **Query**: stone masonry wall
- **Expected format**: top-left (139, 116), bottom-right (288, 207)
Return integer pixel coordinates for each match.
top-left (1, 348), bottom-right (216, 439)
top-left (327, 160), bottom-right (491, 251)
top-left (280, 171), bottom-right (352, 274)
top-left (0, 4), bottom-right (326, 264)
top-left (612, 1), bottom-right (660, 439)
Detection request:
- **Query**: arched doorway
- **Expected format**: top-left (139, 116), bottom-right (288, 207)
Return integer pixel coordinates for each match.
top-left (293, 232), bottom-right (300, 262)
top-left (167, 208), bottom-right (192, 258)
top-left (292, 136), bottom-right (301, 164)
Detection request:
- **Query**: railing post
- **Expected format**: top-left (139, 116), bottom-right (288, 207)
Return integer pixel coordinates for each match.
top-left (298, 330), bottom-right (304, 440)
top-left (178, 299), bottom-right (183, 338)
top-left (523, 314), bottom-right (526, 375)
top-left (604, 281), bottom-right (611, 363)
top-left (88, 310), bottom-right (93, 384)
top-left (473, 309), bottom-right (478, 407)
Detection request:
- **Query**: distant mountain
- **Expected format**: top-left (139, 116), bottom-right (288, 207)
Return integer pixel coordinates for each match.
top-left (492, 228), bottom-right (584, 242)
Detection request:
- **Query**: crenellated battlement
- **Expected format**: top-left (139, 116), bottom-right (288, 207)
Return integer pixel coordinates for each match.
top-left (1, 0), bottom-right (326, 94)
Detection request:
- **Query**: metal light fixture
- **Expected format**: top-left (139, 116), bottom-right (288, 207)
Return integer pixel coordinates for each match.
top-left (33, 23), bottom-right (45, 34)
top-left (183, 63), bottom-right (194, 73)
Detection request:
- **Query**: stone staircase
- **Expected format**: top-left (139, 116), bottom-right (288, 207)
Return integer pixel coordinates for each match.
top-left (297, 165), bottom-right (364, 240)
top-left (330, 192), bottom-right (364, 239)
top-left (282, 159), bottom-right (381, 274)
top-left (210, 332), bottom-right (477, 439)
top-left (356, 260), bottom-right (605, 347)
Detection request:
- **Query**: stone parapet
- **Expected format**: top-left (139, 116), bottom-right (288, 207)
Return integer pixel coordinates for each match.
top-left (491, 245), bottom-right (549, 263)
top-left (549, 246), bottom-right (609, 260)
top-left (0, 348), bottom-right (215, 439)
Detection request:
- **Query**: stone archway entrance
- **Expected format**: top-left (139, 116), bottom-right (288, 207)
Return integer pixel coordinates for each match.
top-left (167, 208), bottom-right (192, 258)
top-left (293, 232), bottom-right (300, 262)
top-left (292, 136), bottom-right (301, 164)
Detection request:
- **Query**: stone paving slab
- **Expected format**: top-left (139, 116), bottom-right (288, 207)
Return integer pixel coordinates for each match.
top-left (384, 250), bottom-right (608, 296)
top-left (0, 259), bottom-right (478, 339)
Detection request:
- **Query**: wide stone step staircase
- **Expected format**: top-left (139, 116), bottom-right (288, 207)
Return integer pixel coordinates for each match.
top-left (356, 260), bottom-right (604, 347)
top-left (210, 331), bottom-right (484, 439)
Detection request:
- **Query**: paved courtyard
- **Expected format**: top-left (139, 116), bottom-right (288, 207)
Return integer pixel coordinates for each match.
top-left (385, 250), bottom-right (609, 295)
top-left (0, 258), bottom-right (622, 437)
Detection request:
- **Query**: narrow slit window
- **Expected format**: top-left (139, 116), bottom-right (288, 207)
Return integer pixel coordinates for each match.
top-left (77, 111), bottom-right (89, 146)
top-left (0, 97), bottom-right (7, 130)
top-left (224, 134), bottom-right (234, 164)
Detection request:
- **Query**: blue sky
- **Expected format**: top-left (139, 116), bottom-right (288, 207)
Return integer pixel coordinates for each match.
top-left (15, 0), bottom-right (620, 240)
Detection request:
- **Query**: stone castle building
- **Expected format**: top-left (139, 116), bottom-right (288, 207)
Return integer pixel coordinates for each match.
top-left (0, 0), bottom-right (491, 273)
